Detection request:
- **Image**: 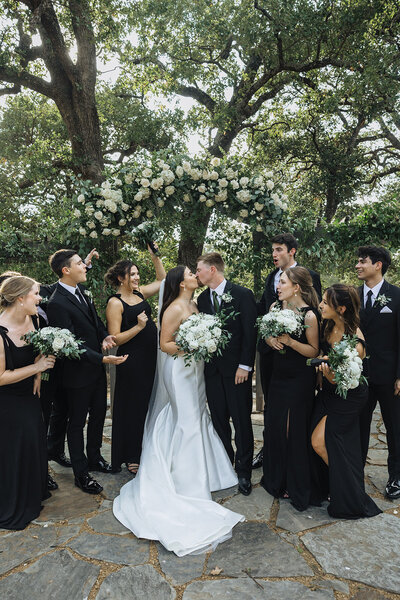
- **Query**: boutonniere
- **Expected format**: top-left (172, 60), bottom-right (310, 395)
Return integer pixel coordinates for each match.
top-left (40, 296), bottom-right (50, 305)
top-left (84, 289), bottom-right (93, 301)
top-left (375, 294), bottom-right (391, 308)
top-left (221, 291), bottom-right (233, 303)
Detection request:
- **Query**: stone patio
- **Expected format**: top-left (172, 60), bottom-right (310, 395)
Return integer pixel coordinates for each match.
top-left (1, 407), bottom-right (400, 599)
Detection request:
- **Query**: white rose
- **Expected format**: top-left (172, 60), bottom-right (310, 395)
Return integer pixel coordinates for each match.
top-left (96, 200), bottom-right (104, 208)
top-left (256, 224), bottom-right (263, 232)
top-left (254, 202), bottom-right (264, 211)
top-left (121, 202), bottom-right (129, 211)
top-left (79, 227), bottom-right (87, 236)
top-left (140, 178), bottom-right (150, 187)
top-left (190, 168), bottom-right (201, 181)
top-left (202, 170), bottom-right (210, 180)
top-left (239, 176), bottom-right (249, 187)
top-left (239, 209), bottom-right (248, 217)
top-left (133, 210), bottom-right (141, 218)
top-left (197, 184), bottom-right (206, 193)
top-left (225, 167), bottom-right (236, 180)
top-left (119, 219), bottom-right (126, 226)
top-left (266, 180), bottom-right (274, 190)
top-left (87, 221), bottom-right (95, 229)
top-left (124, 173), bottom-right (133, 184)
top-left (94, 211), bottom-right (103, 220)
top-left (161, 169), bottom-right (175, 184)
top-left (85, 205), bottom-right (95, 215)
top-left (142, 168), bottom-right (152, 178)
top-left (206, 199), bottom-right (214, 207)
top-left (215, 189), bottom-right (227, 202)
top-left (101, 181), bottom-right (111, 190)
top-left (176, 165), bottom-right (184, 177)
top-left (108, 201), bottom-right (117, 213)
top-left (206, 340), bottom-right (217, 353)
top-left (151, 177), bottom-right (164, 190)
top-left (199, 195), bottom-right (207, 202)
top-left (101, 188), bottom-right (112, 200)
top-left (146, 210), bottom-right (153, 218)
top-left (134, 192), bottom-right (143, 202)
top-left (158, 199), bottom-right (165, 207)
top-left (271, 192), bottom-right (279, 202)
top-left (165, 185), bottom-right (175, 196)
top-left (218, 178), bottom-right (228, 188)
top-left (237, 189), bottom-right (251, 203)
top-left (102, 228), bottom-right (111, 236)
top-left (52, 337), bottom-right (65, 352)
top-left (231, 179), bottom-right (239, 189)
top-left (77, 194), bottom-right (85, 203)
top-left (112, 229), bottom-right (120, 236)
top-left (89, 231), bottom-right (98, 238)
top-left (73, 208), bottom-right (81, 217)
top-left (182, 161), bottom-right (191, 173)
top-left (114, 178), bottom-right (122, 186)
top-left (210, 157), bottom-right (220, 167)
top-left (210, 170), bottom-right (219, 181)
top-left (183, 193), bottom-right (191, 202)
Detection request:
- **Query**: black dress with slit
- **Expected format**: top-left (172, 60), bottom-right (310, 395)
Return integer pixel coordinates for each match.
top-left (0, 326), bottom-right (49, 530)
top-left (311, 337), bottom-right (381, 519)
top-left (110, 292), bottom-right (157, 470)
top-left (261, 307), bottom-right (318, 511)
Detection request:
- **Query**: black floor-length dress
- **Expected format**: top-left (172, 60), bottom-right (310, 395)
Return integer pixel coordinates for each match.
top-left (261, 307), bottom-right (318, 511)
top-left (311, 338), bottom-right (381, 519)
top-left (0, 326), bottom-right (49, 530)
top-left (110, 292), bottom-right (157, 470)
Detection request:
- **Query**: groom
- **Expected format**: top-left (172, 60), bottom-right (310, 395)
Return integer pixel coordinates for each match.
top-left (196, 252), bottom-right (257, 496)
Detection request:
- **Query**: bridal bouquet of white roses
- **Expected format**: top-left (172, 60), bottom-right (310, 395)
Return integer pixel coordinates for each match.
top-left (130, 220), bottom-right (159, 253)
top-left (22, 327), bottom-right (84, 380)
top-left (174, 312), bottom-right (232, 366)
top-left (256, 305), bottom-right (305, 354)
top-left (307, 335), bottom-right (367, 398)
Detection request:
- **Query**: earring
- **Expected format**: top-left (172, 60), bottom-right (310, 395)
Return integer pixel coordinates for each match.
top-left (294, 293), bottom-right (297, 297)
top-left (20, 303), bottom-right (23, 307)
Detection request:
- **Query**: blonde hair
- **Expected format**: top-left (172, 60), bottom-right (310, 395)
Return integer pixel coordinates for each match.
top-left (0, 276), bottom-right (37, 309)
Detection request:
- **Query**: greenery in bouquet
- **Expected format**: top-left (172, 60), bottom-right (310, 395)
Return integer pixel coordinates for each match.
top-left (308, 335), bottom-right (367, 399)
top-left (130, 221), bottom-right (160, 250)
top-left (22, 327), bottom-right (85, 380)
top-left (174, 309), bottom-right (236, 366)
top-left (256, 305), bottom-right (306, 354)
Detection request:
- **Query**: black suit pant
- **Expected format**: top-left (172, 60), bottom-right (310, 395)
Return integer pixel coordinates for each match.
top-left (360, 382), bottom-right (400, 479)
top-left (43, 377), bottom-right (69, 457)
top-left (205, 371), bottom-right (254, 479)
top-left (65, 373), bottom-right (107, 477)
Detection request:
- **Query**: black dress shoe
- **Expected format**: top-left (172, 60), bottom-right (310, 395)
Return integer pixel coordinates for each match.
top-left (75, 473), bottom-right (103, 494)
top-left (385, 478), bottom-right (400, 499)
top-left (47, 473), bottom-right (58, 490)
top-left (252, 448), bottom-right (263, 469)
top-left (88, 457), bottom-right (113, 473)
top-left (238, 477), bottom-right (252, 496)
top-left (48, 452), bottom-right (72, 468)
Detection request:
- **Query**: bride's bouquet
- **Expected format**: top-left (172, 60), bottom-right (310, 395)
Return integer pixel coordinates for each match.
top-left (174, 312), bottom-right (232, 366)
top-left (256, 305), bottom-right (305, 354)
top-left (130, 220), bottom-right (159, 254)
top-left (307, 335), bottom-right (367, 398)
top-left (22, 327), bottom-right (85, 380)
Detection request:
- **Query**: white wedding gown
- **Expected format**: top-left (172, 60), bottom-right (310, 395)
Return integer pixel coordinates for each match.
top-left (113, 354), bottom-right (244, 556)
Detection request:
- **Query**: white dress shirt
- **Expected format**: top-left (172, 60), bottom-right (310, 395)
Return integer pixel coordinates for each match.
top-left (274, 261), bottom-right (297, 292)
top-left (363, 279), bottom-right (384, 308)
top-left (209, 279), bottom-right (251, 372)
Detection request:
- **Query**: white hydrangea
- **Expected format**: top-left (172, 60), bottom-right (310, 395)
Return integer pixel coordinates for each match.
top-left (114, 178), bottom-right (122, 187)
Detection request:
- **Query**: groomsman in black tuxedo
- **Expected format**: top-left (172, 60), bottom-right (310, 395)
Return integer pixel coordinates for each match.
top-left (40, 248), bottom-right (99, 474)
top-left (356, 246), bottom-right (400, 499)
top-left (47, 249), bottom-right (127, 494)
top-left (252, 232), bottom-right (322, 469)
top-left (196, 252), bottom-right (257, 496)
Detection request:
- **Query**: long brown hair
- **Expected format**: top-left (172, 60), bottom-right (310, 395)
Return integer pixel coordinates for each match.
top-left (284, 266), bottom-right (319, 309)
top-left (323, 283), bottom-right (360, 340)
top-left (159, 265), bottom-right (186, 325)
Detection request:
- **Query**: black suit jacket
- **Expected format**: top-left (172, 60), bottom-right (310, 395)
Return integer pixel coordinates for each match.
top-left (257, 265), bottom-right (322, 354)
top-left (46, 283), bottom-right (108, 389)
top-left (197, 280), bottom-right (257, 377)
top-left (358, 280), bottom-right (400, 386)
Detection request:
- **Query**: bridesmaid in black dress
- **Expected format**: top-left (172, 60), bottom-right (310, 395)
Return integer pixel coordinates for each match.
top-left (0, 276), bottom-right (56, 530)
top-left (260, 267), bottom-right (320, 511)
top-left (105, 245), bottom-right (165, 474)
top-left (311, 284), bottom-right (381, 519)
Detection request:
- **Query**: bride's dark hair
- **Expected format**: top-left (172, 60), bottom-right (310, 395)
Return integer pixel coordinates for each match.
top-left (160, 265), bottom-right (186, 324)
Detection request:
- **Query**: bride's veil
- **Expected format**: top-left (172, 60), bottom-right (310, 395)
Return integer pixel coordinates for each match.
top-left (143, 279), bottom-right (169, 441)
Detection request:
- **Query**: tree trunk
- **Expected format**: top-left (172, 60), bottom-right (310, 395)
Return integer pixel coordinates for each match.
top-left (178, 211), bottom-right (211, 271)
top-left (324, 184), bottom-right (339, 222)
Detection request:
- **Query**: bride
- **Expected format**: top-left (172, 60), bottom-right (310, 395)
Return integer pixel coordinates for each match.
top-left (113, 265), bottom-right (244, 556)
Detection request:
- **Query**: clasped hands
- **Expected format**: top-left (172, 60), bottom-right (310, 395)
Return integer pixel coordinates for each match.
top-left (266, 333), bottom-right (293, 351)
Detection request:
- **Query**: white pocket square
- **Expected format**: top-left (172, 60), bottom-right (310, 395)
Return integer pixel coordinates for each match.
top-left (380, 306), bottom-right (392, 313)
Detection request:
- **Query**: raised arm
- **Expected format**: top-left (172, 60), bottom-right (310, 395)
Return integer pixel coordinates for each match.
top-left (140, 246), bottom-right (166, 300)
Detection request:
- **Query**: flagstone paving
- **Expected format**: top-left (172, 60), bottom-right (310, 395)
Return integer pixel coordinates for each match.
top-left (1, 407), bottom-right (400, 600)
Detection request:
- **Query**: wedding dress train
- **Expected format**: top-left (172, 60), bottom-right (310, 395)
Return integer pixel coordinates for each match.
top-left (113, 354), bottom-right (244, 556)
